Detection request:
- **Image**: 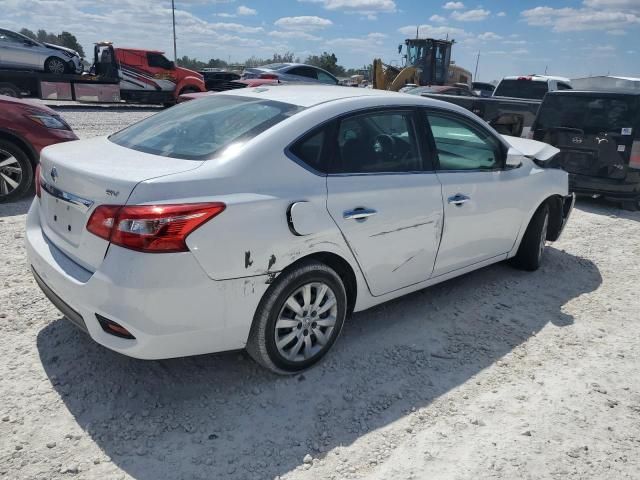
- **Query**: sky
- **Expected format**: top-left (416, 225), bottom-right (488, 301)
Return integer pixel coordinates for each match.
top-left (3, 0), bottom-right (640, 81)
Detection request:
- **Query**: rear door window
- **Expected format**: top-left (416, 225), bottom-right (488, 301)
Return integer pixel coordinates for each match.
top-left (289, 67), bottom-right (318, 79)
top-left (332, 111), bottom-right (422, 173)
top-left (109, 95), bottom-right (303, 160)
top-left (494, 79), bottom-right (549, 100)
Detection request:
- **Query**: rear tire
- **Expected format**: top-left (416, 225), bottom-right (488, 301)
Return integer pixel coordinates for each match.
top-left (246, 260), bottom-right (347, 374)
top-left (511, 204), bottom-right (549, 271)
top-left (44, 57), bottom-right (67, 75)
top-left (0, 140), bottom-right (33, 203)
top-left (0, 82), bottom-right (21, 98)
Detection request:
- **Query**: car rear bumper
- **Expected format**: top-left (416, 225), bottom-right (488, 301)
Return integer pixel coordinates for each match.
top-left (570, 173), bottom-right (640, 200)
top-left (25, 199), bottom-right (269, 360)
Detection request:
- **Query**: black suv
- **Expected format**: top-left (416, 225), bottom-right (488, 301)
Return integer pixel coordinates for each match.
top-left (532, 91), bottom-right (640, 210)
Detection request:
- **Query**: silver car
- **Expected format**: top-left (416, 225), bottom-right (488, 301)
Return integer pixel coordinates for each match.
top-left (242, 63), bottom-right (338, 85)
top-left (0, 28), bottom-right (82, 75)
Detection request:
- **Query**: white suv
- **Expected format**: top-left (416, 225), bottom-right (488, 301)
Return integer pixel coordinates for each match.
top-left (0, 28), bottom-right (82, 75)
top-left (493, 75), bottom-right (572, 100)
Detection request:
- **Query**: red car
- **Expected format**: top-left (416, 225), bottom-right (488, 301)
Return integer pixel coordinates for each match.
top-left (0, 95), bottom-right (77, 202)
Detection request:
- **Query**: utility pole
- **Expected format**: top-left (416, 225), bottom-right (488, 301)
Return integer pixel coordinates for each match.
top-left (474, 50), bottom-right (480, 80)
top-left (171, 0), bottom-right (177, 63)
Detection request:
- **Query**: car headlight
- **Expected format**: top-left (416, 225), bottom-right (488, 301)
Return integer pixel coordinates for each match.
top-left (61, 51), bottom-right (75, 58)
top-left (26, 114), bottom-right (71, 130)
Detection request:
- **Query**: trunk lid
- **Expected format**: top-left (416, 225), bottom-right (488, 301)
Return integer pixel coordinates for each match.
top-left (533, 93), bottom-right (639, 179)
top-left (38, 137), bottom-right (204, 271)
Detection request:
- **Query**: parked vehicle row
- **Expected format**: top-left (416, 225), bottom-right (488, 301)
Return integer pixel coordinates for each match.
top-left (26, 86), bottom-right (573, 372)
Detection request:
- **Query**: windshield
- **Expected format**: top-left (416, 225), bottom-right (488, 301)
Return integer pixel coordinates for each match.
top-left (109, 95), bottom-right (303, 160)
top-left (536, 95), bottom-right (638, 134)
top-left (406, 86), bottom-right (437, 95)
top-left (494, 80), bottom-right (549, 100)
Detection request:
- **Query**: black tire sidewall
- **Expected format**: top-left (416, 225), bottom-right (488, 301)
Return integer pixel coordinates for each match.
top-left (0, 83), bottom-right (20, 98)
top-left (515, 204), bottom-right (549, 270)
top-left (263, 267), bottom-right (347, 372)
top-left (0, 140), bottom-right (33, 203)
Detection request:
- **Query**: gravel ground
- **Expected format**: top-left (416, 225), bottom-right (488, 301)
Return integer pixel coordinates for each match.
top-left (1, 108), bottom-right (639, 479)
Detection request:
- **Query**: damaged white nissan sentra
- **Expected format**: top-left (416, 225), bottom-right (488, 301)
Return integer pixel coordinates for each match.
top-left (26, 85), bottom-right (574, 373)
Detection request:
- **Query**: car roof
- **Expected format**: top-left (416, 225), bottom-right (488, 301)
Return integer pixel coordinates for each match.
top-left (217, 84), bottom-right (472, 109)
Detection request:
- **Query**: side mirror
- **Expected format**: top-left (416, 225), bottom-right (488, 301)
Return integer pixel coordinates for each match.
top-left (169, 61), bottom-right (176, 70)
top-left (506, 148), bottom-right (524, 169)
top-left (24, 40), bottom-right (35, 47)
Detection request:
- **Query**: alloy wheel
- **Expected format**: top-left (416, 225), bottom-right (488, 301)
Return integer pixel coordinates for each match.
top-left (47, 58), bottom-right (66, 75)
top-left (0, 150), bottom-right (22, 197)
top-left (274, 282), bottom-right (338, 363)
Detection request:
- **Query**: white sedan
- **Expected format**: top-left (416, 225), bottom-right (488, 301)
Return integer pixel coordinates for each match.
top-left (26, 86), bottom-right (574, 373)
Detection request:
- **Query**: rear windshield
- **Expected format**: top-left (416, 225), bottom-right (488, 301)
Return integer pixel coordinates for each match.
top-left (109, 95), bottom-right (302, 160)
top-left (494, 80), bottom-right (549, 100)
top-left (536, 95), bottom-right (638, 134)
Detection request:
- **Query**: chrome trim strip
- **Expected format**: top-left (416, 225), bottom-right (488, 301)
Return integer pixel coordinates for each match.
top-left (40, 180), bottom-right (94, 212)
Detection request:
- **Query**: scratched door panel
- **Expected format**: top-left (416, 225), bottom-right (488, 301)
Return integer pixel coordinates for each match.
top-left (326, 173), bottom-right (443, 296)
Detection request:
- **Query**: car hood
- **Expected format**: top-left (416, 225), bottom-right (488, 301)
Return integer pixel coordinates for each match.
top-left (0, 95), bottom-right (59, 116)
top-left (43, 43), bottom-right (80, 58)
top-left (502, 135), bottom-right (560, 162)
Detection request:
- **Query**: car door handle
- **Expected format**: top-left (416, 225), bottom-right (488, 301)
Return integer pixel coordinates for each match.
top-left (343, 208), bottom-right (377, 220)
top-left (447, 194), bottom-right (470, 206)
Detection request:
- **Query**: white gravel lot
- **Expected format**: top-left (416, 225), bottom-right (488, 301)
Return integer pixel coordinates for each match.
top-left (1, 108), bottom-right (639, 480)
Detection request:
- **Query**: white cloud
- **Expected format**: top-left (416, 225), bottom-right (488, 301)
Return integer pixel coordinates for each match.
top-left (521, 5), bottom-right (640, 32)
top-left (274, 15), bottom-right (333, 30)
top-left (497, 11), bottom-right (506, 17)
top-left (451, 8), bottom-right (491, 21)
top-left (398, 23), bottom-right (470, 39)
top-left (324, 32), bottom-right (387, 51)
top-left (429, 14), bottom-right (447, 23)
top-left (298, 0), bottom-right (396, 15)
top-left (442, 2), bottom-right (464, 10)
top-left (477, 31), bottom-right (502, 40)
top-left (236, 5), bottom-right (257, 16)
top-left (268, 30), bottom-right (321, 41)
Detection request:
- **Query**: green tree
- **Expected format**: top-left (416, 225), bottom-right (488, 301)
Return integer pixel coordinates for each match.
top-left (19, 28), bottom-right (36, 40)
top-left (304, 52), bottom-right (345, 76)
top-left (57, 31), bottom-right (85, 57)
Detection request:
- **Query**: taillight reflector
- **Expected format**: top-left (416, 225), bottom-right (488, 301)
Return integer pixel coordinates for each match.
top-left (259, 73), bottom-right (278, 80)
top-left (35, 164), bottom-right (41, 198)
top-left (630, 141), bottom-right (640, 170)
top-left (86, 203), bottom-right (225, 253)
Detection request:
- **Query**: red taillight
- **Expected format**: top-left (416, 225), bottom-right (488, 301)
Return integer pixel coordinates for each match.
top-left (86, 203), bottom-right (225, 253)
top-left (35, 164), bottom-right (41, 198)
top-left (517, 76), bottom-right (532, 81)
top-left (259, 73), bottom-right (278, 80)
top-left (630, 141), bottom-right (640, 170)
top-left (86, 205), bottom-right (120, 240)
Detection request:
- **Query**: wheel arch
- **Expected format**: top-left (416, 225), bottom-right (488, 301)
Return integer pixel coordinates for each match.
top-left (0, 129), bottom-right (37, 166)
top-left (275, 251), bottom-right (358, 316)
top-left (509, 194), bottom-right (565, 257)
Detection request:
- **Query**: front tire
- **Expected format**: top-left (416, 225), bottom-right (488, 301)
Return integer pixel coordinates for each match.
top-left (512, 204), bottom-right (549, 271)
top-left (44, 57), bottom-right (67, 75)
top-left (246, 260), bottom-right (347, 374)
top-left (0, 140), bottom-right (33, 203)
